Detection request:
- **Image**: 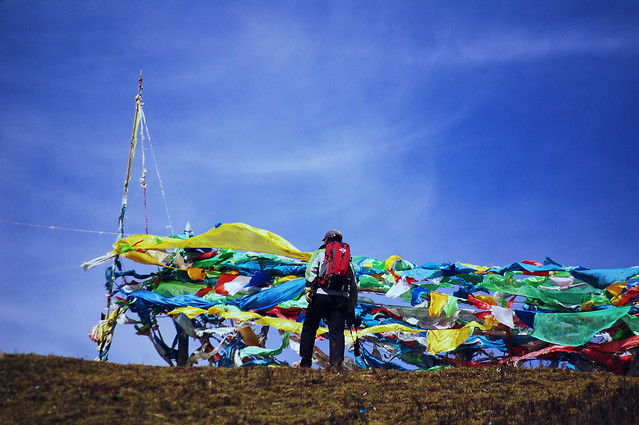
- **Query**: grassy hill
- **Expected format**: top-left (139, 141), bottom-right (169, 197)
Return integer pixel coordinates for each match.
top-left (2, 353), bottom-right (639, 424)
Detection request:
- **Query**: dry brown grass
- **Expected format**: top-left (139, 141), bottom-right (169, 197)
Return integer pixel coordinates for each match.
top-left (2, 353), bottom-right (639, 424)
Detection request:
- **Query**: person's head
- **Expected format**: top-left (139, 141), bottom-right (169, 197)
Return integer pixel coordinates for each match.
top-left (323, 229), bottom-right (343, 243)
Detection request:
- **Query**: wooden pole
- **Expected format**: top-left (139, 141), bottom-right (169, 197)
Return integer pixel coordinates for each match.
top-left (99, 72), bottom-right (144, 361)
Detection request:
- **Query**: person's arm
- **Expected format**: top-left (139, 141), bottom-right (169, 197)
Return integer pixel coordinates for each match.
top-left (347, 263), bottom-right (358, 314)
top-left (306, 250), bottom-right (323, 285)
top-left (305, 250), bottom-right (324, 302)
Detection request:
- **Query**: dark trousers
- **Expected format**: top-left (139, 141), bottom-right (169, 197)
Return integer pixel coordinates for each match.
top-left (300, 294), bottom-right (347, 368)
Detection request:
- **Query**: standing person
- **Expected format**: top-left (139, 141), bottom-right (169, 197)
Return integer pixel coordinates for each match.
top-left (299, 229), bottom-right (358, 369)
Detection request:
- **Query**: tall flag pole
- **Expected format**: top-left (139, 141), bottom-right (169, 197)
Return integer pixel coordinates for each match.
top-left (118, 70), bottom-right (144, 240)
top-left (97, 71), bottom-right (144, 361)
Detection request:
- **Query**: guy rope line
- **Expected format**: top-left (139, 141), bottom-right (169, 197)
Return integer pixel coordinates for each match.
top-left (139, 107), bottom-right (174, 235)
top-left (139, 105), bottom-right (149, 235)
top-left (0, 220), bottom-right (125, 236)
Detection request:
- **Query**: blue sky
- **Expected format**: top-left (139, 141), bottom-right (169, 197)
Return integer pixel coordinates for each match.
top-left (1, 1), bottom-right (638, 365)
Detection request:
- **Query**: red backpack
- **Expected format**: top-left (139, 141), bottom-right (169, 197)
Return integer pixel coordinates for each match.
top-left (317, 241), bottom-right (352, 291)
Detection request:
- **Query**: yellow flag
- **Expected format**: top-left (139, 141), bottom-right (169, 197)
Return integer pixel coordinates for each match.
top-left (606, 281), bottom-right (627, 298)
top-left (427, 326), bottom-right (473, 354)
top-left (429, 292), bottom-right (449, 318)
top-left (187, 267), bottom-right (206, 281)
top-left (168, 306), bottom-right (208, 319)
top-left (114, 222), bottom-right (312, 264)
top-left (426, 320), bottom-right (493, 354)
top-left (385, 255), bottom-right (403, 271)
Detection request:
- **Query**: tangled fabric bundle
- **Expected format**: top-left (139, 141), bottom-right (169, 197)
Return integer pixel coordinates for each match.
top-left (89, 222), bottom-right (639, 373)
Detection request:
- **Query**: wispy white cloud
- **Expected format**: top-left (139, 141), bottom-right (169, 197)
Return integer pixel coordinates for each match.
top-left (403, 27), bottom-right (639, 69)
